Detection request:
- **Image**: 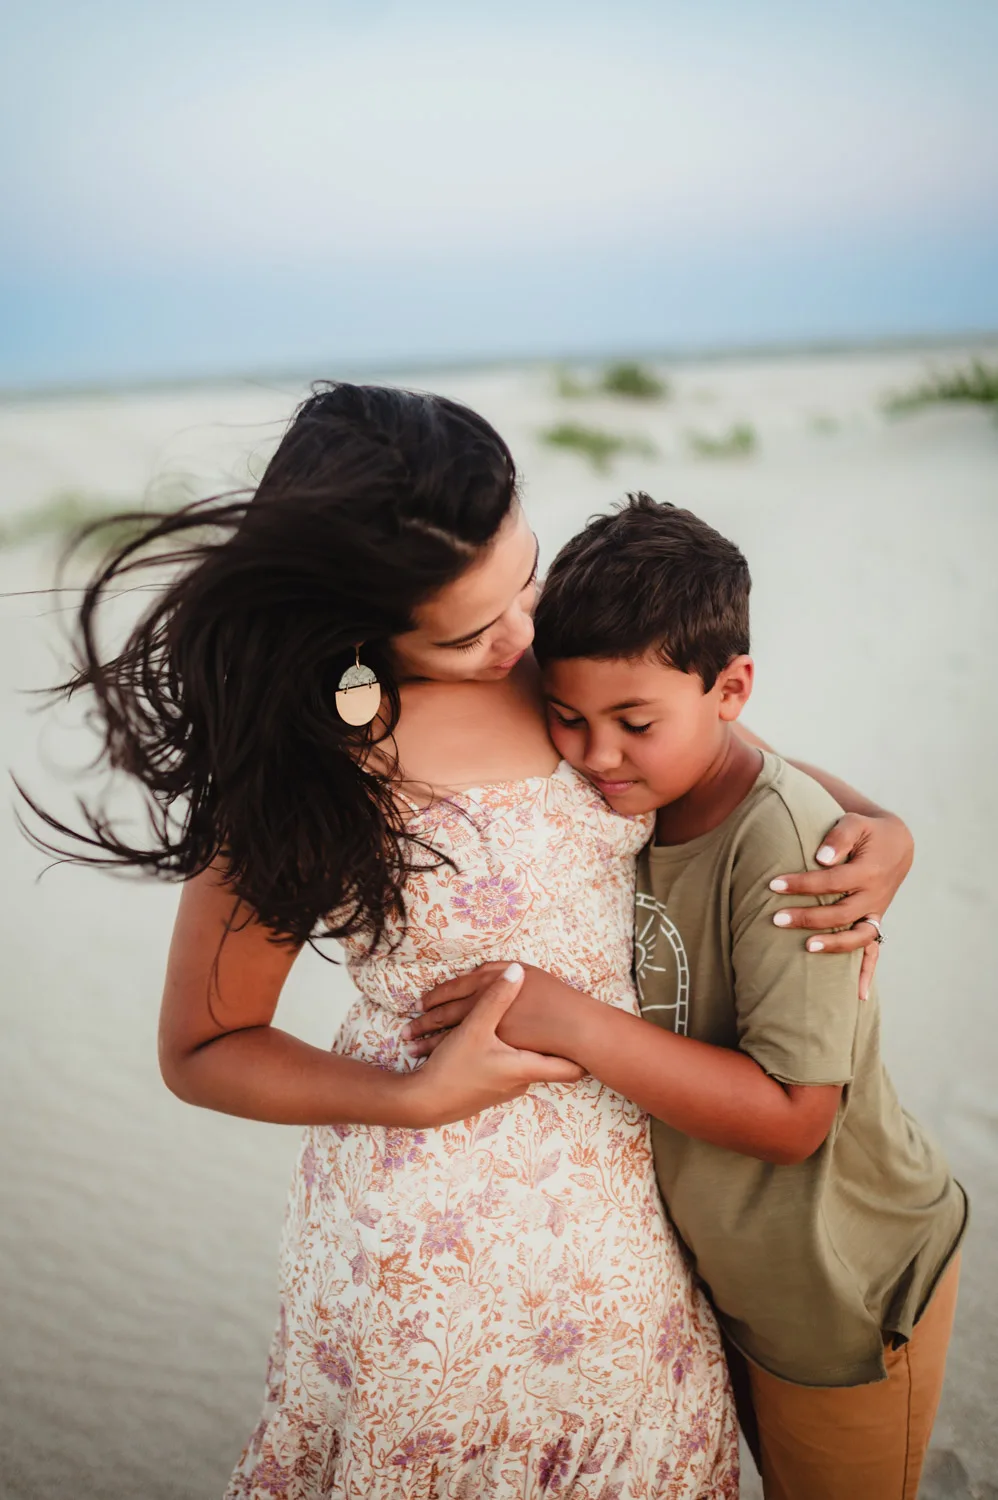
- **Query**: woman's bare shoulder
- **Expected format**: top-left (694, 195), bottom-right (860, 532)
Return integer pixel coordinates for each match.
top-left (394, 659), bottom-right (558, 791)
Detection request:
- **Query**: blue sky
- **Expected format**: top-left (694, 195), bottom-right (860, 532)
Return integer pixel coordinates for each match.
top-left (2, 0), bottom-right (996, 387)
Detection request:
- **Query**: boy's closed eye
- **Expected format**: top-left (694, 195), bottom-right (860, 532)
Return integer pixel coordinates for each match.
top-left (548, 707), bottom-right (653, 736)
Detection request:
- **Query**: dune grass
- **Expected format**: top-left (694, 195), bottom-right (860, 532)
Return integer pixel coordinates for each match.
top-left (687, 423), bottom-right (757, 459)
top-left (0, 485), bottom-right (194, 555)
top-left (884, 358), bottom-right (998, 415)
top-left (540, 422), bottom-right (657, 472)
top-left (554, 368), bottom-right (590, 398)
top-left (600, 361), bottom-right (669, 399)
top-left (554, 360), bottom-right (669, 402)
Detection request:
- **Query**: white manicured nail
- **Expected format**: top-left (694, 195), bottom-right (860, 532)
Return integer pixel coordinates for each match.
top-left (816, 845), bottom-right (836, 865)
top-left (807, 939), bottom-right (825, 952)
top-left (772, 912), bottom-right (793, 927)
top-left (504, 962), bottom-right (524, 982)
top-left (769, 878), bottom-right (789, 892)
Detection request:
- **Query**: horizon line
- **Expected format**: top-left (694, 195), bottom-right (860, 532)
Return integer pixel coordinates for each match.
top-left (3, 327), bottom-right (997, 407)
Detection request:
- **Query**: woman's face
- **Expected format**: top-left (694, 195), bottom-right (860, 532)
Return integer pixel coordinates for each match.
top-left (392, 505), bottom-right (539, 683)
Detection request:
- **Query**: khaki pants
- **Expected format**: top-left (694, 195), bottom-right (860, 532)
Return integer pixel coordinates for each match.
top-left (729, 1255), bottom-right (960, 1500)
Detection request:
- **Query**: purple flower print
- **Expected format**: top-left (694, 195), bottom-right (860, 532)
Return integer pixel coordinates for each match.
top-left (421, 1209), bottom-right (468, 1257)
top-left (534, 1316), bottom-right (585, 1366)
top-left (388, 1309), bottom-right (429, 1357)
top-left (381, 1126), bottom-right (427, 1171)
top-left (247, 1452), bottom-right (291, 1497)
top-left (655, 1305), bottom-right (681, 1362)
top-left (300, 1144), bottom-right (318, 1195)
top-left (390, 1428), bottom-right (455, 1467)
top-left (451, 872), bottom-right (524, 931)
top-left (539, 1434), bottom-right (574, 1490)
top-left (313, 1340), bottom-right (352, 1389)
top-left (655, 1304), bottom-right (696, 1384)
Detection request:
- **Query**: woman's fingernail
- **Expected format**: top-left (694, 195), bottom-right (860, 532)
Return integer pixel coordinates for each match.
top-left (772, 912), bottom-right (793, 927)
top-left (401, 1023), bottom-right (413, 1040)
top-left (807, 939), bottom-right (825, 952)
top-left (769, 878), bottom-right (789, 892)
top-left (816, 845), bottom-right (836, 865)
top-left (504, 962), bottom-right (524, 982)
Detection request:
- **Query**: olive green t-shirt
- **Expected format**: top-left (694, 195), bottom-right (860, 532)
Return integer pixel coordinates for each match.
top-left (635, 752), bottom-right (966, 1387)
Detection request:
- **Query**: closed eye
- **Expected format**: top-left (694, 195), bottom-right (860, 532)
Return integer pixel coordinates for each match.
top-left (548, 708), bottom-right (584, 729)
top-left (622, 722), bottom-right (652, 735)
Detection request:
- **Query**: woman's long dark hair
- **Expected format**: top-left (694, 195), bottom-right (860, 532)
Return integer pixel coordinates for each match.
top-left (20, 383), bottom-right (518, 950)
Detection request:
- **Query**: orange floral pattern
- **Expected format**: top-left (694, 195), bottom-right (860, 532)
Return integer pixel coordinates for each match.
top-left (226, 763), bottom-right (738, 1499)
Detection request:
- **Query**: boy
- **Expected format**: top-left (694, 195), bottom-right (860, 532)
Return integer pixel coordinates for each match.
top-left (407, 495), bottom-right (967, 1500)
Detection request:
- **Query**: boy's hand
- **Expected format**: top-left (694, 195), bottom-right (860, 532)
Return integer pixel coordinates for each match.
top-left (403, 962), bottom-right (507, 1056)
top-left (768, 811), bottom-right (914, 1000)
top-left (405, 963), bottom-right (584, 1125)
top-left (404, 962), bottom-right (581, 1060)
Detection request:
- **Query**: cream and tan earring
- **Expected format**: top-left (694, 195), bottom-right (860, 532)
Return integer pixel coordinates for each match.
top-left (335, 646), bottom-right (382, 727)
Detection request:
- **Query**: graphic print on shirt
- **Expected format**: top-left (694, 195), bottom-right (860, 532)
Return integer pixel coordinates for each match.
top-left (634, 890), bottom-right (690, 1035)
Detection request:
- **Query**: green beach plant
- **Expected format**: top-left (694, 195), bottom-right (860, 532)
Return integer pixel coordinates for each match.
top-left (883, 358), bottom-right (998, 415)
top-left (0, 484), bottom-right (195, 555)
top-left (554, 367), bottom-right (590, 399)
top-left (599, 361), bottom-right (669, 400)
top-left (553, 360), bottom-right (669, 402)
top-left (687, 423), bottom-right (757, 459)
top-left (540, 422), bottom-right (657, 472)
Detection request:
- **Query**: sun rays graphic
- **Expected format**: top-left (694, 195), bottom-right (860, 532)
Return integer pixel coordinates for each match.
top-left (634, 892), bottom-right (690, 1036)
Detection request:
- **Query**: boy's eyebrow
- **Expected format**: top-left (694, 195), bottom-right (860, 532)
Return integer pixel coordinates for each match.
top-left (431, 537), bottom-right (540, 648)
top-left (547, 694), bottom-right (653, 713)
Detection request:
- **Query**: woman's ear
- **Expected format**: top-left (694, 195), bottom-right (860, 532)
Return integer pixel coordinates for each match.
top-left (717, 655), bottom-right (754, 722)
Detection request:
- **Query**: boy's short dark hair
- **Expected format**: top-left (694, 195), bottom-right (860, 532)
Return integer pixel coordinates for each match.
top-left (534, 493), bottom-right (751, 691)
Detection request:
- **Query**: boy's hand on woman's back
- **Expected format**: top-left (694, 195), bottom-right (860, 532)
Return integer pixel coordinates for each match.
top-left (767, 811), bottom-right (914, 1000)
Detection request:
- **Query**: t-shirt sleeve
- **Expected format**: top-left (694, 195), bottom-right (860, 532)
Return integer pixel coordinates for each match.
top-left (729, 787), bottom-right (863, 1086)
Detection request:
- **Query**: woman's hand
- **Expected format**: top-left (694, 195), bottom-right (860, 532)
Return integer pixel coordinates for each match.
top-left (405, 963), bottom-right (583, 1125)
top-left (769, 811), bottom-right (914, 1000)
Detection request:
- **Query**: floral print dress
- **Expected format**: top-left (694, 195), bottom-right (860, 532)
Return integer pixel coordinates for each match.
top-left (227, 762), bottom-right (738, 1500)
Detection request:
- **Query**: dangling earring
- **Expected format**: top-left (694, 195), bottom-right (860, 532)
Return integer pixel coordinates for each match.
top-left (335, 646), bottom-right (382, 727)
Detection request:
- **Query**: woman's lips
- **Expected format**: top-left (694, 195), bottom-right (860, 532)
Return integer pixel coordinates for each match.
top-left (494, 649), bottom-right (526, 671)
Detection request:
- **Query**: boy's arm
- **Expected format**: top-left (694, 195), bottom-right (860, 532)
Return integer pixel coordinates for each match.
top-left (406, 795), bottom-right (859, 1164)
top-left (407, 966), bottom-right (841, 1165)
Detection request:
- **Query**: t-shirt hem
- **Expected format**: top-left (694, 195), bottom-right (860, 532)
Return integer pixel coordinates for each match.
top-left (719, 1318), bottom-right (889, 1388)
top-left (883, 1182), bottom-right (970, 1345)
top-left (742, 1044), bottom-right (854, 1089)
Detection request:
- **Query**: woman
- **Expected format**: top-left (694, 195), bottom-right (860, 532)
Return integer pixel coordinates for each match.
top-left (29, 384), bottom-right (911, 1498)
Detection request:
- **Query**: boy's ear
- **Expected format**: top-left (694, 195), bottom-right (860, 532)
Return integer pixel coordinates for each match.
top-left (716, 655), bottom-right (754, 722)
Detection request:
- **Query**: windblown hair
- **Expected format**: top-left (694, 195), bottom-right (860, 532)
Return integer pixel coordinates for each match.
top-left (534, 493), bottom-right (750, 690)
top-left (20, 383), bottom-right (518, 949)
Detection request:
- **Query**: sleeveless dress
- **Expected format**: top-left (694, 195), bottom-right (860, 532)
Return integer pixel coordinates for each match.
top-left (226, 762), bottom-right (738, 1499)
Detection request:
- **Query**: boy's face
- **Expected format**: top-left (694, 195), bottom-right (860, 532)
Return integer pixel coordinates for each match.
top-left (543, 651), bottom-right (753, 815)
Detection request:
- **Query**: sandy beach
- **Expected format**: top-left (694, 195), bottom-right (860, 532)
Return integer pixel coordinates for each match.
top-left (1, 347), bottom-right (996, 1499)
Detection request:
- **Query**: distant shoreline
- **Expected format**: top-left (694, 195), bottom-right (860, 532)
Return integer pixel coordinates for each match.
top-left (3, 329), bottom-right (997, 407)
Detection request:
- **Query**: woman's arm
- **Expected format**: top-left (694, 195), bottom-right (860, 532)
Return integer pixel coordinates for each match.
top-left (159, 873), bottom-right (581, 1129)
top-left (735, 724), bottom-right (914, 998)
top-left (406, 965), bottom-right (840, 1165)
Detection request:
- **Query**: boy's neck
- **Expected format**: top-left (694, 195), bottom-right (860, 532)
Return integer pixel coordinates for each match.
top-left (654, 729), bottom-right (764, 846)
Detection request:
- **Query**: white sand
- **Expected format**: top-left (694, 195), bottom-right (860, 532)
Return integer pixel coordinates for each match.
top-left (1, 348), bottom-right (996, 1499)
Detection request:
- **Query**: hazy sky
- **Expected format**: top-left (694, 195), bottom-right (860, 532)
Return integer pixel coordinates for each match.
top-left (2, 0), bottom-right (996, 386)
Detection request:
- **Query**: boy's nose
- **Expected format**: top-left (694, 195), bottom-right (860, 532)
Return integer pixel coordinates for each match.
top-left (585, 741), bottom-right (624, 774)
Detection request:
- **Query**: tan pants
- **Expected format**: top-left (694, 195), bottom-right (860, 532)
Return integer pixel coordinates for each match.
top-left (731, 1255), bottom-right (960, 1500)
